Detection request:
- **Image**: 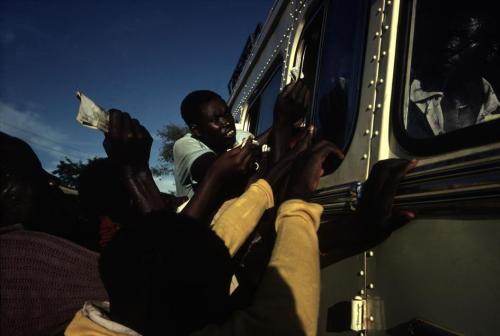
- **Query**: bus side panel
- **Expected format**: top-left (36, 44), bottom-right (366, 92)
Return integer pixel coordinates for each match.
top-left (367, 218), bottom-right (500, 335)
top-left (319, 253), bottom-right (365, 336)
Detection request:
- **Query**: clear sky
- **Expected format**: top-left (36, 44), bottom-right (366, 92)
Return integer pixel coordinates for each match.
top-left (0, 0), bottom-right (272, 192)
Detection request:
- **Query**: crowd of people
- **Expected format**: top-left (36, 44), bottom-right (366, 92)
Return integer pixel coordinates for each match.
top-left (1, 80), bottom-right (416, 335)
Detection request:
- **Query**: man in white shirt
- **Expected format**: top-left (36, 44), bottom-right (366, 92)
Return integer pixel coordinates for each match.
top-left (173, 90), bottom-right (253, 199)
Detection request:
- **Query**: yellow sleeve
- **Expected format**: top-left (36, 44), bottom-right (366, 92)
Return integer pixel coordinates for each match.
top-left (211, 179), bottom-right (274, 256)
top-left (192, 199), bottom-right (323, 336)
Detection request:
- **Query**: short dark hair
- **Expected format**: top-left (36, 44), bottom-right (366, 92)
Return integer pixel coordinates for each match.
top-left (180, 90), bottom-right (223, 126)
top-left (77, 158), bottom-right (130, 221)
top-left (99, 211), bottom-right (232, 335)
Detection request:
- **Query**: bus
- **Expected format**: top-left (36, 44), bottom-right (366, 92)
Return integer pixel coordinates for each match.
top-left (227, 0), bottom-right (500, 334)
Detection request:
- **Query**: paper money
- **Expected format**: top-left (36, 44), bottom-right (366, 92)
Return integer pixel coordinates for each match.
top-left (75, 91), bottom-right (109, 132)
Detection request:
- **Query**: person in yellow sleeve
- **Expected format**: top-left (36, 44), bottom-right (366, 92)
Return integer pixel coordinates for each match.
top-left (66, 110), bottom-right (416, 336)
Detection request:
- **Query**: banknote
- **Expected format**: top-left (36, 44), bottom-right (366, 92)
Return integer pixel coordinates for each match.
top-left (75, 91), bottom-right (109, 132)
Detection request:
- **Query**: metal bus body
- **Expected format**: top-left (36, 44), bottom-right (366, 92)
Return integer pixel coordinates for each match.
top-left (227, 0), bottom-right (500, 335)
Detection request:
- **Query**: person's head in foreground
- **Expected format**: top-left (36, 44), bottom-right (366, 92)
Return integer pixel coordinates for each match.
top-left (99, 211), bottom-right (232, 335)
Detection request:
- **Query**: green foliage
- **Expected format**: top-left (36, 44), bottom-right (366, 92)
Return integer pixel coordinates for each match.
top-left (52, 157), bottom-right (102, 188)
top-left (153, 123), bottom-right (188, 176)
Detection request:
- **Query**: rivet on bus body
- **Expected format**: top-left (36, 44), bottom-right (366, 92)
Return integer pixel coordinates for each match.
top-left (384, 25), bottom-right (390, 31)
top-left (364, 129), bottom-right (370, 135)
top-left (387, 0), bottom-right (392, 5)
top-left (369, 80), bottom-right (375, 86)
top-left (376, 103), bottom-right (382, 109)
top-left (369, 283), bottom-right (374, 289)
top-left (379, 78), bottom-right (384, 84)
top-left (374, 130), bottom-right (380, 136)
top-left (369, 316), bottom-right (375, 322)
top-left (359, 270), bottom-right (365, 276)
top-left (372, 55), bottom-right (377, 61)
top-left (382, 50), bottom-right (387, 56)
top-left (368, 251), bottom-right (374, 257)
top-left (367, 104), bottom-right (373, 110)
top-left (375, 31), bottom-right (380, 37)
top-left (360, 289), bottom-right (365, 295)
top-left (362, 154), bottom-right (368, 160)
top-left (377, 7), bottom-right (382, 13)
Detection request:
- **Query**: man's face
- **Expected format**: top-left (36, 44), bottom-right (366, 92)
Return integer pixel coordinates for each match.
top-left (194, 98), bottom-right (236, 152)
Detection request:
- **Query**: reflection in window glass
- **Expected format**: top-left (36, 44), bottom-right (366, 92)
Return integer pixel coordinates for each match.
top-left (405, 0), bottom-right (500, 139)
top-left (248, 66), bottom-right (283, 136)
top-left (294, 7), bottom-right (325, 115)
top-left (313, 0), bottom-right (369, 172)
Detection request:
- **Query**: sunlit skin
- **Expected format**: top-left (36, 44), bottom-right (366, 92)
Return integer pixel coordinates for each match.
top-left (192, 98), bottom-right (237, 155)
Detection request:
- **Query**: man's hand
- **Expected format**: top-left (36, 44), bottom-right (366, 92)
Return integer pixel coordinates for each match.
top-left (264, 126), bottom-right (314, 191)
top-left (357, 159), bottom-right (418, 240)
top-left (103, 109), bottom-right (153, 171)
top-left (204, 138), bottom-right (256, 189)
top-left (274, 80), bottom-right (311, 125)
top-left (102, 109), bottom-right (164, 214)
top-left (285, 140), bottom-right (344, 201)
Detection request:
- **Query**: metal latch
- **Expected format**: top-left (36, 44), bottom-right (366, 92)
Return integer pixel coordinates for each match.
top-left (351, 296), bottom-right (366, 331)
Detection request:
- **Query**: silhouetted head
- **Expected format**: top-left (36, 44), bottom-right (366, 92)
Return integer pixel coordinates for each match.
top-left (99, 211), bottom-right (232, 335)
top-left (77, 158), bottom-right (132, 225)
top-left (181, 90), bottom-right (236, 153)
top-left (0, 132), bottom-right (66, 229)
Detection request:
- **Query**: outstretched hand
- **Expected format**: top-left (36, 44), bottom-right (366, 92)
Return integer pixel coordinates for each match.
top-left (204, 137), bottom-right (257, 187)
top-left (274, 79), bottom-right (311, 125)
top-left (285, 140), bottom-right (344, 201)
top-left (103, 109), bottom-right (153, 171)
top-left (357, 159), bottom-right (418, 240)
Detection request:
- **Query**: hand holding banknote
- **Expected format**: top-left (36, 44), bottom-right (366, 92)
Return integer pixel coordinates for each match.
top-left (76, 91), bottom-right (110, 132)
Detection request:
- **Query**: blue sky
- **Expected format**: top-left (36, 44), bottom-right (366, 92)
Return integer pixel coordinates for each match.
top-left (0, 0), bottom-right (272, 192)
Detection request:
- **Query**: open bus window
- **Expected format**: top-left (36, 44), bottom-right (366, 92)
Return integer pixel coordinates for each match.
top-left (298, 0), bottom-right (368, 173)
top-left (313, 0), bottom-right (368, 158)
top-left (248, 65), bottom-right (283, 136)
top-left (404, 0), bottom-right (500, 139)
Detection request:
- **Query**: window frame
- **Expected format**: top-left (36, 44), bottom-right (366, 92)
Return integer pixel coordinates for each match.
top-left (247, 56), bottom-right (284, 136)
top-left (391, 0), bottom-right (500, 156)
top-left (292, 3), bottom-right (328, 123)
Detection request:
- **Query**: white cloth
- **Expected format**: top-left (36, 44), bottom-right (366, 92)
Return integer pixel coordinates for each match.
top-left (81, 301), bottom-right (141, 336)
top-left (173, 130), bottom-right (254, 198)
top-left (409, 78), bottom-right (500, 135)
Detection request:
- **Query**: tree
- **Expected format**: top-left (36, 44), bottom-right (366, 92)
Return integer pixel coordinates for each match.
top-left (52, 157), bottom-right (102, 188)
top-left (152, 123), bottom-right (188, 176)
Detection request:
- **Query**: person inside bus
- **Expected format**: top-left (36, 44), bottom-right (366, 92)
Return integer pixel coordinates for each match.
top-left (407, 1), bottom-right (500, 138)
top-left (173, 80), bottom-right (310, 203)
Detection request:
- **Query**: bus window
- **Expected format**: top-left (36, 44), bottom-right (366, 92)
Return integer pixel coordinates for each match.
top-left (404, 0), bottom-right (500, 140)
top-left (248, 65), bottom-right (283, 136)
top-left (313, 0), bottom-right (369, 168)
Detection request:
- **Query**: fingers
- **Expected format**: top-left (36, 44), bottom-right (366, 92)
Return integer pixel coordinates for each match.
top-left (311, 140), bottom-right (345, 160)
top-left (304, 89), bottom-right (312, 109)
top-left (387, 209), bottom-right (416, 231)
top-left (108, 109), bottom-right (122, 140)
top-left (281, 80), bottom-right (297, 98)
top-left (121, 112), bottom-right (131, 141)
top-left (378, 159), bottom-right (418, 199)
top-left (289, 125), bottom-right (314, 153)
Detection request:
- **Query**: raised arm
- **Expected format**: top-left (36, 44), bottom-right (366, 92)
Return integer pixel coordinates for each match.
top-left (192, 141), bottom-right (343, 336)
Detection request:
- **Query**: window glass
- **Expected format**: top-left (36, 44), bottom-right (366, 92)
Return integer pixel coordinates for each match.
top-left (248, 65), bottom-right (283, 136)
top-left (405, 0), bottom-right (500, 139)
top-left (294, 7), bottom-right (325, 114)
top-left (304, 0), bottom-right (369, 173)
